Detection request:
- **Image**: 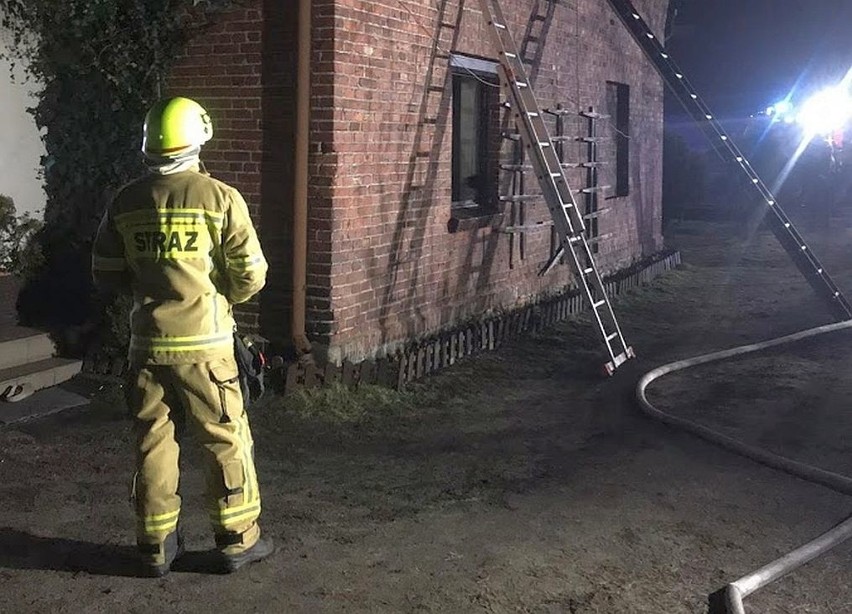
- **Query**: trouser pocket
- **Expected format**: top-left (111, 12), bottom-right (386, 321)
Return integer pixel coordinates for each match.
top-left (220, 459), bottom-right (246, 508)
top-left (209, 357), bottom-right (241, 423)
top-left (210, 458), bottom-right (258, 535)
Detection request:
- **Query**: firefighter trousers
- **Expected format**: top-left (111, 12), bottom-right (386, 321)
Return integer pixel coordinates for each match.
top-left (127, 355), bottom-right (262, 554)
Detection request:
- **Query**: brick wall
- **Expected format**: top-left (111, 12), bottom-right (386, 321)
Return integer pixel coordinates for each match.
top-left (166, 0), bottom-right (298, 346)
top-left (306, 0), bottom-right (338, 344)
top-left (165, 0), bottom-right (669, 362)
top-left (313, 0), bottom-right (670, 363)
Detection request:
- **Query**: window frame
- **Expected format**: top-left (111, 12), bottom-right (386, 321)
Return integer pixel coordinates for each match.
top-left (606, 81), bottom-right (631, 198)
top-left (450, 54), bottom-right (500, 214)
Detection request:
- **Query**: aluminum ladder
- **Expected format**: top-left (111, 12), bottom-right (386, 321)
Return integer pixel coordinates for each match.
top-left (479, 0), bottom-right (634, 374)
top-left (606, 0), bottom-right (852, 321)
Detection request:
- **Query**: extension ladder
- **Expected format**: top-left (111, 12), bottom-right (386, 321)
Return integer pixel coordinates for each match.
top-left (606, 0), bottom-right (852, 321)
top-left (479, 0), bottom-right (634, 374)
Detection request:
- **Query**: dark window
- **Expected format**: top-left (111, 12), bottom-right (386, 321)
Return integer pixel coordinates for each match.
top-left (451, 55), bottom-right (499, 211)
top-left (606, 81), bottom-right (630, 197)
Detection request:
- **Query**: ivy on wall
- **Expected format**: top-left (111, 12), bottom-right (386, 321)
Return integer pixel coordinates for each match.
top-left (1, 0), bottom-right (237, 354)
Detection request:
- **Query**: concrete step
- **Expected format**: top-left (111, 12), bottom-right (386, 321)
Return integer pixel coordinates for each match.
top-left (0, 330), bottom-right (57, 370)
top-left (0, 356), bottom-right (82, 400)
top-left (0, 385), bottom-right (89, 425)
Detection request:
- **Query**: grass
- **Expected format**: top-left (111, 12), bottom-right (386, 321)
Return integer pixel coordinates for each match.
top-left (280, 382), bottom-right (416, 425)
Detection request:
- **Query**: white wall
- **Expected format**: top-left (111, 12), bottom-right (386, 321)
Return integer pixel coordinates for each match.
top-left (0, 39), bottom-right (45, 218)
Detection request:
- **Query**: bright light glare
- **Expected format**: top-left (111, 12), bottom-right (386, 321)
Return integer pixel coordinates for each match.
top-left (775, 100), bottom-right (793, 115)
top-left (796, 87), bottom-right (852, 135)
top-left (766, 99), bottom-right (795, 121)
top-left (773, 100), bottom-right (793, 116)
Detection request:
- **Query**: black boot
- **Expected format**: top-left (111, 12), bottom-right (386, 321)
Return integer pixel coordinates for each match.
top-left (138, 530), bottom-right (185, 578)
top-left (216, 532), bottom-right (275, 573)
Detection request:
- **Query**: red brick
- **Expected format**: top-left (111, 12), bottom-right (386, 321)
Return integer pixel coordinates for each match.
top-left (167, 0), bottom-right (668, 361)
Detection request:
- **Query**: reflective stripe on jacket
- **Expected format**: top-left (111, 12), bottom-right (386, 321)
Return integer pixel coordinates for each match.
top-left (92, 169), bottom-right (268, 365)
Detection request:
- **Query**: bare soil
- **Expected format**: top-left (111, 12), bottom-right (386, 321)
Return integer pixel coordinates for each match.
top-left (2, 215), bottom-right (852, 613)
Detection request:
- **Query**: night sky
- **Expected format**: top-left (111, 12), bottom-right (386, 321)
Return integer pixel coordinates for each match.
top-left (666, 0), bottom-right (852, 118)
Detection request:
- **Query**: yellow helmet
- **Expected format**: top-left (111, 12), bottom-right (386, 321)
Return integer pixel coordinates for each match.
top-left (142, 97), bottom-right (213, 158)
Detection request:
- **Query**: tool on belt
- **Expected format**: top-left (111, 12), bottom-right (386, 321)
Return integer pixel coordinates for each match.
top-left (233, 331), bottom-right (266, 405)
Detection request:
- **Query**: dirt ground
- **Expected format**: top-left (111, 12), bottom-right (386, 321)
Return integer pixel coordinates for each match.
top-left (3, 213), bottom-right (852, 613)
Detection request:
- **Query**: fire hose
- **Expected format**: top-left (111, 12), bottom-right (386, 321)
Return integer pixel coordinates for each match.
top-left (635, 319), bottom-right (852, 614)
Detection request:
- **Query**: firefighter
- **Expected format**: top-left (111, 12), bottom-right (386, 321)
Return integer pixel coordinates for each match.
top-left (92, 97), bottom-right (273, 576)
top-left (829, 128), bottom-right (852, 211)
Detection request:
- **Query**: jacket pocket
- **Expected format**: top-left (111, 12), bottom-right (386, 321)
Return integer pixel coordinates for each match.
top-left (209, 357), bottom-right (240, 423)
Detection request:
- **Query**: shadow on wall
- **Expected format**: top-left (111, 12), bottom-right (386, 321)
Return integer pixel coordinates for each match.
top-left (632, 146), bottom-right (660, 257)
top-left (376, 0), bottom-right (464, 345)
top-left (519, 0), bottom-right (558, 86)
top-left (444, 1), bottom-right (561, 320)
top-left (258, 0), bottom-right (298, 352)
top-left (377, 0), bottom-right (563, 346)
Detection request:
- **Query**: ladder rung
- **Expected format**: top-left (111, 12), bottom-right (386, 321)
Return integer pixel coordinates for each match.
top-left (501, 222), bottom-right (554, 233)
top-left (612, 347), bottom-right (634, 367)
top-left (586, 233), bottom-right (612, 246)
top-left (504, 52), bottom-right (517, 59)
top-left (604, 349), bottom-right (633, 376)
top-left (545, 108), bottom-right (575, 116)
top-left (583, 267), bottom-right (594, 275)
top-left (562, 162), bottom-right (605, 170)
top-left (516, 82), bottom-right (529, 88)
top-left (593, 300), bottom-right (606, 309)
top-left (500, 194), bottom-right (540, 203)
top-left (493, 22), bottom-right (507, 29)
top-left (580, 111), bottom-right (611, 120)
top-left (606, 332), bottom-right (619, 342)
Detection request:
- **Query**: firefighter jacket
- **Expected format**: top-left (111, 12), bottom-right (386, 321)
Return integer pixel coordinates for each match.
top-left (92, 169), bottom-right (268, 366)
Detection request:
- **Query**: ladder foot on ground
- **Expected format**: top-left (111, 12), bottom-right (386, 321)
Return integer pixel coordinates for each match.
top-left (480, 0), bottom-right (635, 374)
top-left (604, 347), bottom-right (635, 377)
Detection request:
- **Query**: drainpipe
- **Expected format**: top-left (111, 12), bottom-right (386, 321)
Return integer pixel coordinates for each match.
top-left (291, 0), bottom-right (312, 356)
